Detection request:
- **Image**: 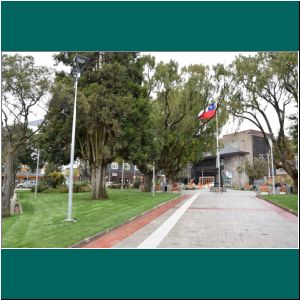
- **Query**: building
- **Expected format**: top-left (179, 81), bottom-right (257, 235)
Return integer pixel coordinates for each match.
top-left (192, 130), bottom-right (271, 187)
top-left (221, 129), bottom-right (270, 163)
top-left (106, 161), bottom-right (143, 184)
top-left (191, 145), bottom-right (249, 187)
top-left (15, 165), bottom-right (44, 184)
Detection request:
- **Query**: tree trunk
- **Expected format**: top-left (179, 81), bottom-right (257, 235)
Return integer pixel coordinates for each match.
top-left (281, 158), bottom-right (298, 194)
top-left (91, 163), bottom-right (108, 199)
top-left (291, 175), bottom-right (298, 194)
top-left (2, 150), bottom-right (15, 217)
top-left (143, 173), bottom-right (152, 192)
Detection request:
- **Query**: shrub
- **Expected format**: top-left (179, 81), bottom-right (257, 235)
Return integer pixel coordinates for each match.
top-left (43, 187), bottom-right (58, 193)
top-left (57, 182), bottom-right (91, 193)
top-left (73, 182), bottom-right (91, 193)
top-left (73, 183), bottom-right (81, 193)
top-left (133, 179), bottom-right (141, 189)
top-left (45, 172), bottom-right (65, 188)
top-left (108, 184), bottom-right (121, 189)
top-left (57, 184), bottom-right (68, 193)
top-left (80, 185), bottom-right (91, 192)
top-left (31, 182), bottom-right (48, 193)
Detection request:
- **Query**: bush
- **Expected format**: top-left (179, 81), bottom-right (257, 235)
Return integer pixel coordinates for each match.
top-left (73, 182), bottom-right (91, 193)
top-left (73, 183), bottom-right (82, 193)
top-left (108, 184), bottom-right (121, 189)
top-left (45, 172), bottom-right (65, 188)
top-left (80, 185), bottom-right (91, 192)
top-left (133, 179), bottom-right (141, 189)
top-left (31, 182), bottom-right (48, 193)
top-left (57, 182), bottom-right (91, 193)
top-left (57, 184), bottom-right (68, 193)
top-left (43, 187), bottom-right (58, 194)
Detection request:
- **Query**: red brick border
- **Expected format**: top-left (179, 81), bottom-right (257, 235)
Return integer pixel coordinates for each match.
top-left (73, 194), bottom-right (191, 248)
top-left (255, 196), bottom-right (298, 224)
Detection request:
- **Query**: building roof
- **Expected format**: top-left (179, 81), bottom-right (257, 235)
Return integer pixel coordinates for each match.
top-left (220, 144), bottom-right (249, 156)
top-left (204, 144), bottom-right (249, 158)
top-left (222, 129), bottom-right (267, 138)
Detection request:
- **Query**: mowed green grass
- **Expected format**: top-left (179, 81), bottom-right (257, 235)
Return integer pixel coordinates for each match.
top-left (261, 194), bottom-right (298, 215)
top-left (2, 190), bottom-right (180, 248)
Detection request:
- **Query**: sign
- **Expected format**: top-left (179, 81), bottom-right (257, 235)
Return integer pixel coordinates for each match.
top-left (112, 173), bottom-right (118, 177)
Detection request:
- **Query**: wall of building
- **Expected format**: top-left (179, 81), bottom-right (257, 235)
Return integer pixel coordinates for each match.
top-left (106, 162), bottom-right (143, 184)
top-left (222, 130), bottom-right (269, 165)
top-left (222, 131), bottom-right (254, 163)
top-left (222, 154), bottom-right (249, 187)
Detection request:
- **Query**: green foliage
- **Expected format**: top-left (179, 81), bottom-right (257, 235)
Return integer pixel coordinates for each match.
top-left (133, 179), bottom-right (142, 188)
top-left (150, 61), bottom-right (226, 181)
top-left (1, 54), bottom-right (52, 216)
top-left (44, 172), bottom-right (65, 188)
top-left (244, 158), bottom-right (268, 184)
top-left (2, 54), bottom-right (52, 149)
top-left (57, 184), bottom-right (68, 193)
top-left (31, 182), bottom-right (48, 193)
top-left (73, 182), bottom-right (90, 193)
top-left (108, 184), bottom-right (122, 189)
top-left (223, 52), bottom-right (298, 191)
top-left (41, 52), bottom-right (147, 199)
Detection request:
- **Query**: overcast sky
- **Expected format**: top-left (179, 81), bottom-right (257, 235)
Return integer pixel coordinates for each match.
top-left (4, 51), bottom-right (290, 137)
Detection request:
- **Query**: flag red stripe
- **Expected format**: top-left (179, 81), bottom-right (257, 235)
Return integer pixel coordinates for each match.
top-left (198, 109), bottom-right (216, 119)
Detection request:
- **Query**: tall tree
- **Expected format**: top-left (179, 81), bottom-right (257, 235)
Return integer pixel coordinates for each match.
top-left (150, 61), bottom-right (225, 184)
top-left (222, 52), bottom-right (298, 193)
top-left (244, 157), bottom-right (268, 185)
top-left (41, 52), bottom-right (146, 199)
top-left (1, 54), bottom-right (51, 217)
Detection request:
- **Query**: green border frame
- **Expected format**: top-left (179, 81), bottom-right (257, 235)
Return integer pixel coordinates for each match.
top-left (1, 1), bottom-right (299, 299)
top-left (1, 1), bottom-right (299, 51)
top-left (2, 249), bottom-right (299, 299)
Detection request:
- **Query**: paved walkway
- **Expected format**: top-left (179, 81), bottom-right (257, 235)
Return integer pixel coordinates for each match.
top-left (114, 189), bottom-right (298, 248)
top-left (81, 189), bottom-right (298, 248)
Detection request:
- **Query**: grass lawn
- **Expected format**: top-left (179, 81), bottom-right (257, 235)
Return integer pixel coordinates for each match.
top-left (2, 190), bottom-right (180, 248)
top-left (260, 194), bottom-right (298, 215)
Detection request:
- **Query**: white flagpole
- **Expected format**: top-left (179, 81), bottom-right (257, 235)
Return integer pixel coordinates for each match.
top-left (216, 101), bottom-right (221, 193)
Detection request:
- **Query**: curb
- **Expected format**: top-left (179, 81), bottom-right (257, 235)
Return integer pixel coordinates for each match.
top-left (71, 192), bottom-right (189, 248)
top-left (256, 195), bottom-right (298, 216)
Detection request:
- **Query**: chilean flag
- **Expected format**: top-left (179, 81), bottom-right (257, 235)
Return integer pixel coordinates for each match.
top-left (197, 102), bottom-right (216, 120)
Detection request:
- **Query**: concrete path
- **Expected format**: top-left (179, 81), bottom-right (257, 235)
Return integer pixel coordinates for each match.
top-left (113, 189), bottom-right (298, 248)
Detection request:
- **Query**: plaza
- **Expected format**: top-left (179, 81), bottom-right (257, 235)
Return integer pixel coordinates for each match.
top-left (79, 189), bottom-right (298, 249)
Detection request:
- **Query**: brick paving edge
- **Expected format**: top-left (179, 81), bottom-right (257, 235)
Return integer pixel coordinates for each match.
top-left (256, 195), bottom-right (298, 217)
top-left (70, 193), bottom-right (189, 248)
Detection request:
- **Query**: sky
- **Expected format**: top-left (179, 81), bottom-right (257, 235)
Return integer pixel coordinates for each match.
top-left (3, 51), bottom-right (291, 137)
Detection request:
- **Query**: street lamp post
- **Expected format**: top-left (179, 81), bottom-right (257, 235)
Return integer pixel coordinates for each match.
top-left (34, 149), bottom-right (40, 198)
top-left (266, 153), bottom-right (271, 180)
top-left (152, 161), bottom-right (155, 197)
top-left (268, 137), bottom-right (276, 195)
top-left (66, 54), bottom-right (89, 222)
top-left (121, 160), bottom-right (124, 190)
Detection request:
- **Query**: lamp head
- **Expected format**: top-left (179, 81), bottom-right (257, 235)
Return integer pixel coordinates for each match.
top-left (74, 54), bottom-right (89, 73)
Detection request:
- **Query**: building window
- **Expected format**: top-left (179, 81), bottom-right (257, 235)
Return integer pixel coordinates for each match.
top-left (123, 163), bottom-right (130, 170)
top-left (111, 162), bottom-right (118, 170)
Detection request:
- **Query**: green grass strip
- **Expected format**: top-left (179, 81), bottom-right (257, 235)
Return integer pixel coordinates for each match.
top-left (2, 190), bottom-right (179, 248)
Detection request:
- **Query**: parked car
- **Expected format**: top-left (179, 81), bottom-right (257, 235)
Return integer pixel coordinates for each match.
top-left (17, 180), bottom-right (37, 189)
